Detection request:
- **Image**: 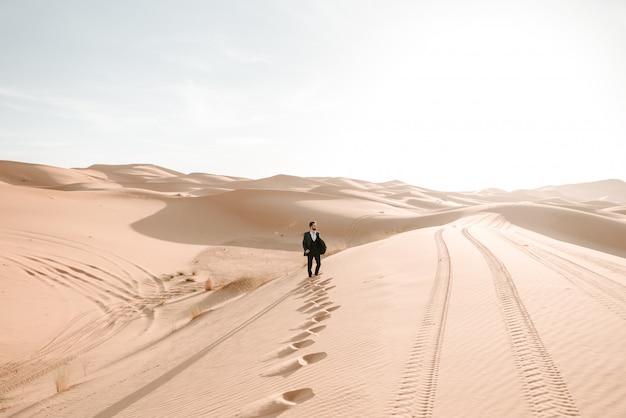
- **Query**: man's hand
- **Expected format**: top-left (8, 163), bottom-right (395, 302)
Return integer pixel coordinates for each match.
top-left (305, 249), bottom-right (310, 254)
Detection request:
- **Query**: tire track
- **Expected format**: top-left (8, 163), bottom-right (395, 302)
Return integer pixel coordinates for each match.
top-left (513, 229), bottom-right (626, 278)
top-left (389, 228), bottom-right (452, 417)
top-left (0, 229), bottom-right (194, 395)
top-left (0, 312), bottom-right (135, 394)
top-left (463, 228), bottom-right (580, 417)
top-left (498, 231), bottom-right (626, 321)
top-left (0, 280), bottom-right (197, 396)
top-left (7, 254), bottom-right (127, 312)
top-left (1, 228), bottom-right (164, 292)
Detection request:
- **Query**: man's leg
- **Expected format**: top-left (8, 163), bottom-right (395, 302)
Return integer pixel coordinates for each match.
top-left (307, 254), bottom-right (313, 277)
top-left (314, 254), bottom-right (321, 275)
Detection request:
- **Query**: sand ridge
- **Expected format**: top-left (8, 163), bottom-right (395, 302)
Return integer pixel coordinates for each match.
top-left (1, 160), bottom-right (626, 417)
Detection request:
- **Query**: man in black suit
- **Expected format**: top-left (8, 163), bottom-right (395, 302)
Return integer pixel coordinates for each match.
top-left (303, 221), bottom-right (323, 277)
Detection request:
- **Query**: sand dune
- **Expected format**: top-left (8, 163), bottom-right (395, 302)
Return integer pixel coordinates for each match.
top-left (1, 160), bottom-right (626, 417)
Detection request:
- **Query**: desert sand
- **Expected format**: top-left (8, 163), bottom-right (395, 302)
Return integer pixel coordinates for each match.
top-left (1, 160), bottom-right (625, 417)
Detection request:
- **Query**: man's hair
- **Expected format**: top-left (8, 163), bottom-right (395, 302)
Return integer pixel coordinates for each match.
top-left (309, 221), bottom-right (316, 227)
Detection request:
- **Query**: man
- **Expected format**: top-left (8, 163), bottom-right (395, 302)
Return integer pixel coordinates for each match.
top-left (302, 221), bottom-right (324, 277)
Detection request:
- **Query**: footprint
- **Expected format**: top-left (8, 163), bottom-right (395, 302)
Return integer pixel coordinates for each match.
top-left (284, 325), bottom-right (326, 343)
top-left (303, 295), bottom-right (330, 306)
top-left (260, 339), bottom-right (315, 362)
top-left (304, 288), bottom-right (327, 299)
top-left (301, 276), bottom-right (332, 289)
top-left (297, 297), bottom-right (330, 312)
top-left (296, 301), bottom-right (317, 312)
top-left (290, 312), bottom-right (331, 330)
top-left (262, 352), bottom-right (327, 377)
top-left (302, 301), bottom-right (333, 314)
top-left (306, 305), bottom-right (341, 318)
top-left (237, 388), bottom-right (315, 418)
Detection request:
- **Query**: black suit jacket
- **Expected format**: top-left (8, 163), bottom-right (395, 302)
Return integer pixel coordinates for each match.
top-left (303, 231), bottom-right (321, 256)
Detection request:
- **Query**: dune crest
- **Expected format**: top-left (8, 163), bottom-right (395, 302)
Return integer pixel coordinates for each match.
top-left (1, 160), bottom-right (625, 417)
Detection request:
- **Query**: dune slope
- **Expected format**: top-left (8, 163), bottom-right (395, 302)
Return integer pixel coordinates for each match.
top-left (1, 161), bottom-right (625, 417)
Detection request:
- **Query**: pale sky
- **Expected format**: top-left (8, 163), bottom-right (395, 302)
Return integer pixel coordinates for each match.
top-left (1, 0), bottom-right (625, 191)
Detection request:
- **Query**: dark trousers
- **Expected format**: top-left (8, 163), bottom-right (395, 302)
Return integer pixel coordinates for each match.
top-left (307, 253), bottom-right (321, 277)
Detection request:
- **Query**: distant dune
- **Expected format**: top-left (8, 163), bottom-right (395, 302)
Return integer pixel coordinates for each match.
top-left (1, 160), bottom-right (625, 417)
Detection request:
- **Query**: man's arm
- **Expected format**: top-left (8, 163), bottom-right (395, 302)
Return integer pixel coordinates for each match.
top-left (303, 233), bottom-right (310, 254)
